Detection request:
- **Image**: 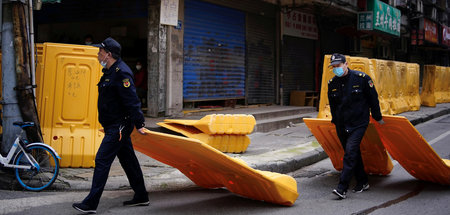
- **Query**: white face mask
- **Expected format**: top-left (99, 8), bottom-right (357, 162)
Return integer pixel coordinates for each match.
top-left (136, 65), bottom-right (142, 70)
top-left (100, 55), bottom-right (108, 68)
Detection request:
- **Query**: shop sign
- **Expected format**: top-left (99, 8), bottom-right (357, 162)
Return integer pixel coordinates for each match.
top-left (423, 18), bottom-right (438, 44)
top-left (441, 25), bottom-right (450, 46)
top-left (367, 0), bottom-right (401, 37)
top-left (357, 11), bottom-right (373, 31)
top-left (283, 11), bottom-right (318, 40)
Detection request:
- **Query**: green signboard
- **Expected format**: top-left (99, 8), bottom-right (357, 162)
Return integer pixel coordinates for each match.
top-left (358, 11), bottom-right (373, 31)
top-left (366, 0), bottom-right (401, 37)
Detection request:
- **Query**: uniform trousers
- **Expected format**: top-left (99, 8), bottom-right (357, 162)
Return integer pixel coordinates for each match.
top-left (336, 125), bottom-right (368, 192)
top-left (82, 122), bottom-right (148, 209)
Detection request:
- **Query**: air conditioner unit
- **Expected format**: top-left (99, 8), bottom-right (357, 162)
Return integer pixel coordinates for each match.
top-left (393, 0), bottom-right (408, 7)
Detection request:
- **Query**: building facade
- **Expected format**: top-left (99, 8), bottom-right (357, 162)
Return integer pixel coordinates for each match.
top-left (34, 0), bottom-right (450, 117)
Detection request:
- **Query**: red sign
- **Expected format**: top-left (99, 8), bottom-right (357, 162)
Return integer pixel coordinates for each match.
top-left (442, 25), bottom-right (450, 46)
top-left (423, 19), bottom-right (438, 44)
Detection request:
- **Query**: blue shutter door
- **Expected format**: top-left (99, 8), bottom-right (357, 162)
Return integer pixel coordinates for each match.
top-left (183, 0), bottom-right (246, 101)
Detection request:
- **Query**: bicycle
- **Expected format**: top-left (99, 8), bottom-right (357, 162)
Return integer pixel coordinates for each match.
top-left (0, 121), bottom-right (60, 191)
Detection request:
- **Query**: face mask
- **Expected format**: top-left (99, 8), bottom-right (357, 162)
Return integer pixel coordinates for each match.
top-left (333, 67), bottom-right (345, 77)
top-left (100, 55), bottom-right (108, 68)
top-left (136, 65), bottom-right (142, 70)
top-left (85, 41), bottom-right (92, 45)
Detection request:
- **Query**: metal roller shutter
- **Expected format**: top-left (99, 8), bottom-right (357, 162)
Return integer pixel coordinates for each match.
top-left (246, 14), bottom-right (275, 104)
top-left (281, 35), bottom-right (315, 105)
top-left (183, 0), bottom-right (246, 101)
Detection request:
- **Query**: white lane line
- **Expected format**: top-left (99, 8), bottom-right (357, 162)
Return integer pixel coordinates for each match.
top-left (429, 130), bottom-right (450, 145)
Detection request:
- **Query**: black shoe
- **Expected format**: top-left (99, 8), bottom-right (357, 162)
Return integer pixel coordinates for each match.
top-left (72, 203), bottom-right (96, 214)
top-left (332, 189), bottom-right (347, 199)
top-left (123, 198), bottom-right (150, 207)
top-left (352, 183), bottom-right (370, 193)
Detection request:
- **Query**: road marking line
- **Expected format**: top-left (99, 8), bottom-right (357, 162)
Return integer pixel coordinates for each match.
top-left (429, 130), bottom-right (450, 145)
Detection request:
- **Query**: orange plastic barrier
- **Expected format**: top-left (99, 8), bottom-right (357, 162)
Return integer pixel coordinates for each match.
top-left (130, 129), bottom-right (299, 206)
top-left (387, 61), bottom-right (409, 114)
top-left (37, 43), bottom-right (104, 168)
top-left (303, 118), bottom-right (393, 175)
top-left (164, 114), bottom-right (256, 135)
top-left (405, 63), bottom-right (421, 111)
top-left (373, 115), bottom-right (450, 185)
top-left (158, 122), bottom-right (250, 153)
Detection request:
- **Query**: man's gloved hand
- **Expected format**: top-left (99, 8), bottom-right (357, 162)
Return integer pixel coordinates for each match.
top-left (138, 127), bottom-right (147, 135)
top-left (377, 119), bottom-right (385, 125)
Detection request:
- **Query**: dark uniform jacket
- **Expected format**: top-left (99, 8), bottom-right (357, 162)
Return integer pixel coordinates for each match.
top-left (97, 58), bottom-right (145, 129)
top-left (327, 68), bottom-right (382, 132)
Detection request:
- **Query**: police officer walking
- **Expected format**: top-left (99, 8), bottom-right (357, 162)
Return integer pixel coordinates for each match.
top-left (73, 37), bottom-right (149, 214)
top-left (327, 53), bottom-right (384, 199)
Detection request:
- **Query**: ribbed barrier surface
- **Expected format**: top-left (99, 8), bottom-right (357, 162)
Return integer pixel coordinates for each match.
top-left (373, 116), bottom-right (450, 185)
top-left (130, 129), bottom-right (299, 206)
top-left (158, 122), bottom-right (250, 153)
top-left (303, 118), bottom-right (393, 175)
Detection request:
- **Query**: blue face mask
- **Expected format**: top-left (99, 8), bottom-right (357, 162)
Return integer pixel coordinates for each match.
top-left (333, 67), bottom-right (345, 77)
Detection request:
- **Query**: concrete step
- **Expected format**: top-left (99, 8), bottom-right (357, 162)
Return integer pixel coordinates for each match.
top-left (254, 112), bottom-right (318, 133)
top-left (250, 106), bottom-right (316, 120)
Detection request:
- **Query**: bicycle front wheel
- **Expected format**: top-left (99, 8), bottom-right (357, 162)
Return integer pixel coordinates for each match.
top-left (14, 144), bottom-right (60, 191)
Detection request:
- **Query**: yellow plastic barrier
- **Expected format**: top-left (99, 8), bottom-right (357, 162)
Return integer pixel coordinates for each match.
top-left (436, 66), bottom-right (450, 103)
top-left (158, 122), bottom-right (250, 153)
top-left (37, 43), bottom-right (104, 168)
top-left (130, 129), bottom-right (299, 206)
top-left (370, 59), bottom-right (392, 115)
top-left (405, 63), bottom-right (421, 111)
top-left (164, 114), bottom-right (256, 135)
top-left (420, 65), bottom-right (438, 107)
top-left (386, 61), bottom-right (409, 114)
top-left (303, 118), bottom-right (393, 175)
top-left (373, 116), bottom-right (450, 185)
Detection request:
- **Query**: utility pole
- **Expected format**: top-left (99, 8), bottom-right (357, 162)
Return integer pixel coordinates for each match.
top-left (12, 1), bottom-right (42, 143)
top-left (1, 1), bottom-right (23, 154)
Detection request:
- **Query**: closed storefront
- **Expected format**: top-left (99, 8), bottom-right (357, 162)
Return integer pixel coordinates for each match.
top-left (246, 14), bottom-right (275, 104)
top-left (281, 35), bottom-right (315, 105)
top-left (183, 0), bottom-right (246, 101)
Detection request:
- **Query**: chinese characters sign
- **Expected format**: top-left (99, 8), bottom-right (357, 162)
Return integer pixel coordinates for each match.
top-left (160, 0), bottom-right (179, 26)
top-left (442, 25), bottom-right (450, 46)
top-left (358, 11), bottom-right (373, 31)
top-left (423, 18), bottom-right (438, 44)
top-left (367, 0), bottom-right (401, 37)
top-left (283, 11), bottom-right (318, 40)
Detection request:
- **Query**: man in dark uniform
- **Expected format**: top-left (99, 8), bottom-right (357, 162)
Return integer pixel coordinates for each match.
top-left (327, 53), bottom-right (384, 199)
top-left (73, 37), bottom-right (149, 214)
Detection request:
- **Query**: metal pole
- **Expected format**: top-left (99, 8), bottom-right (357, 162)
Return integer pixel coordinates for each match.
top-left (1, 2), bottom-right (23, 154)
top-left (27, 0), bottom-right (36, 97)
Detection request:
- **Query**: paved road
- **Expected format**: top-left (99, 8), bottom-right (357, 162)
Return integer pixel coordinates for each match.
top-left (1, 114), bottom-right (449, 215)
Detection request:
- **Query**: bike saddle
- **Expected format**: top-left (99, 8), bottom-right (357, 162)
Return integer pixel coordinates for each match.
top-left (13, 121), bottom-right (35, 128)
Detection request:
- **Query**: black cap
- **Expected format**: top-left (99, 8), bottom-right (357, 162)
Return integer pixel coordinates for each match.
top-left (329, 53), bottom-right (346, 66)
top-left (93, 37), bottom-right (121, 57)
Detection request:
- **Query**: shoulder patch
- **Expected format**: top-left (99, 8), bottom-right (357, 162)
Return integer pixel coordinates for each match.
top-left (122, 78), bottom-right (130, 88)
top-left (368, 80), bottom-right (374, 88)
